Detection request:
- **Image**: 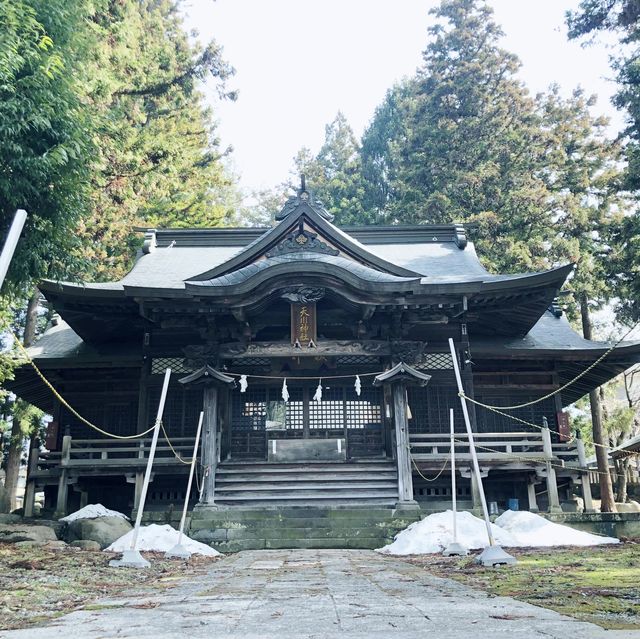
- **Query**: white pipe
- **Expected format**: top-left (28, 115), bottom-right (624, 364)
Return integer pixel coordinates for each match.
top-left (177, 411), bottom-right (204, 546)
top-left (0, 209), bottom-right (27, 290)
top-left (130, 368), bottom-right (171, 550)
top-left (448, 338), bottom-right (495, 546)
top-left (450, 408), bottom-right (458, 544)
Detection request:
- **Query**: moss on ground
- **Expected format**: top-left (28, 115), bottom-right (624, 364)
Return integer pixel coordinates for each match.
top-left (0, 542), bottom-right (218, 631)
top-left (403, 543), bottom-right (640, 630)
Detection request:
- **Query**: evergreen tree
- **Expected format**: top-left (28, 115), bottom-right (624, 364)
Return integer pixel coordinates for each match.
top-left (290, 113), bottom-right (370, 225)
top-left (0, 0), bottom-right (96, 291)
top-left (567, 0), bottom-right (640, 324)
top-left (80, 0), bottom-right (239, 280)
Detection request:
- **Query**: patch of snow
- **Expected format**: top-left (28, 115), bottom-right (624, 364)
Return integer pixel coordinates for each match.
top-left (60, 504), bottom-right (129, 522)
top-left (495, 510), bottom-right (619, 547)
top-left (378, 510), bottom-right (518, 555)
top-left (378, 509), bottom-right (620, 555)
top-left (104, 524), bottom-right (220, 556)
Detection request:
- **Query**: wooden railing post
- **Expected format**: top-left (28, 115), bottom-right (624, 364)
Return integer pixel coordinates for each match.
top-left (575, 430), bottom-right (595, 513)
top-left (541, 419), bottom-right (562, 513)
top-left (54, 431), bottom-right (72, 518)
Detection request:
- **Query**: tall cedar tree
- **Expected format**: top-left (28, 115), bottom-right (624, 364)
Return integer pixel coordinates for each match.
top-left (360, 0), bottom-right (622, 285)
top-left (292, 113), bottom-right (370, 225)
top-left (567, 0), bottom-right (640, 325)
top-left (79, 0), bottom-right (239, 280)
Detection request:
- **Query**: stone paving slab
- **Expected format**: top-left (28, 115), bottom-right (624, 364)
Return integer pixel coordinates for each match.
top-left (1, 549), bottom-right (639, 639)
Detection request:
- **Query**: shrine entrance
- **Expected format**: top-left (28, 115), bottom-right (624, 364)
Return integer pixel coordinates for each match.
top-left (226, 382), bottom-right (387, 461)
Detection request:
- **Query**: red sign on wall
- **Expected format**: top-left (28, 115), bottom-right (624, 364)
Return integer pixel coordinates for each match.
top-left (44, 421), bottom-right (59, 451)
top-left (556, 412), bottom-right (571, 442)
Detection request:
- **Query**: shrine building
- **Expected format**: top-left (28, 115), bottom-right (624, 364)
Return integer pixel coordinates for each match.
top-left (10, 185), bottom-right (640, 548)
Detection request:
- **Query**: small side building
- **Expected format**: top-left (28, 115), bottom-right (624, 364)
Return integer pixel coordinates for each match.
top-left (10, 187), bottom-right (640, 525)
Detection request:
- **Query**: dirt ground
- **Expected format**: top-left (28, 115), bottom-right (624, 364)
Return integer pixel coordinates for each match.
top-left (401, 541), bottom-right (640, 630)
top-left (0, 542), bottom-right (218, 631)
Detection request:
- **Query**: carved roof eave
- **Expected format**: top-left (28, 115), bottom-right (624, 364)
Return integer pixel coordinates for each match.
top-left (373, 362), bottom-right (432, 387)
top-left (178, 365), bottom-right (236, 388)
top-left (187, 201), bottom-right (422, 281)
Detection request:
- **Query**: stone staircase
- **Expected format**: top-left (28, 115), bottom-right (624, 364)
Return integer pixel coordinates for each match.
top-left (214, 460), bottom-right (399, 507)
top-left (189, 504), bottom-right (420, 552)
top-left (185, 461), bottom-right (412, 551)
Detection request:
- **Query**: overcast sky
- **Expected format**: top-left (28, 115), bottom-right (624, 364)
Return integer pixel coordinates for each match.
top-left (182, 0), bottom-right (623, 193)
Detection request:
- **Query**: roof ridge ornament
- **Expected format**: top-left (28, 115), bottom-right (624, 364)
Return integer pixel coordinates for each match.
top-left (142, 229), bottom-right (157, 254)
top-left (275, 174), bottom-right (334, 222)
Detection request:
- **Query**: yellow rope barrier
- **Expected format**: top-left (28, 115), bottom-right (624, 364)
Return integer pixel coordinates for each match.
top-left (160, 422), bottom-right (193, 465)
top-left (411, 453), bottom-right (449, 482)
top-left (10, 332), bottom-right (155, 440)
top-left (460, 320), bottom-right (640, 411)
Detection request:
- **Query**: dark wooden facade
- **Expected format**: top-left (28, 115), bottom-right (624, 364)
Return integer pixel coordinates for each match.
top-left (10, 186), bottom-right (640, 516)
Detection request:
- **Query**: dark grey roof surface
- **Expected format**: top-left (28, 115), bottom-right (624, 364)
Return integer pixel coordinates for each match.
top-left (472, 311), bottom-right (640, 355)
top-left (188, 252), bottom-right (420, 292)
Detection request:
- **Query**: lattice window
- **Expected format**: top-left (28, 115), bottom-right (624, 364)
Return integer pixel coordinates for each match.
top-left (229, 357), bottom-right (271, 370)
top-left (231, 388), bottom-right (267, 431)
top-left (309, 387), bottom-right (344, 430)
top-left (284, 387), bottom-right (304, 430)
top-left (407, 385), bottom-right (463, 434)
top-left (151, 358), bottom-right (190, 375)
top-left (147, 384), bottom-right (203, 437)
top-left (335, 355), bottom-right (380, 367)
top-left (417, 352), bottom-right (453, 370)
top-left (474, 392), bottom-right (557, 436)
top-left (346, 387), bottom-right (382, 429)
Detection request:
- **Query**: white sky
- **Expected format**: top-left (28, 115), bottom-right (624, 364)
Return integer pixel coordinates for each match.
top-left (183, 0), bottom-right (624, 193)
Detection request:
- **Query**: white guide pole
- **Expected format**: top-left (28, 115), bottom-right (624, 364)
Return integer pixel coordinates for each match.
top-left (111, 368), bottom-right (171, 568)
top-left (166, 411), bottom-right (204, 559)
top-left (448, 339), bottom-right (515, 566)
top-left (448, 339), bottom-right (493, 542)
top-left (450, 408), bottom-right (457, 542)
top-left (0, 209), bottom-right (27, 290)
top-left (442, 407), bottom-right (468, 557)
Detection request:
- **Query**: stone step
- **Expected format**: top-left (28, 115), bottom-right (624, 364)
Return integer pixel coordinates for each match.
top-left (216, 481), bottom-right (397, 492)
top-left (212, 537), bottom-right (391, 552)
top-left (189, 516), bottom-right (408, 531)
top-left (216, 488), bottom-right (399, 499)
top-left (216, 472), bottom-right (397, 483)
top-left (217, 463), bottom-right (396, 475)
top-left (190, 506), bottom-right (403, 522)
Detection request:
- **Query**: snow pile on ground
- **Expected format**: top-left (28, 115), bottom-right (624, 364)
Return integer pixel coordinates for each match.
top-left (60, 504), bottom-right (129, 522)
top-left (379, 510), bottom-right (620, 555)
top-left (104, 524), bottom-right (220, 556)
top-left (378, 510), bottom-right (518, 555)
top-left (495, 510), bottom-right (619, 547)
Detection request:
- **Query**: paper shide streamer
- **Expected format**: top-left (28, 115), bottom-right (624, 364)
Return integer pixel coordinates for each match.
top-left (313, 379), bottom-right (322, 403)
top-left (281, 378), bottom-right (289, 402)
top-left (355, 375), bottom-right (361, 396)
top-left (239, 375), bottom-right (248, 393)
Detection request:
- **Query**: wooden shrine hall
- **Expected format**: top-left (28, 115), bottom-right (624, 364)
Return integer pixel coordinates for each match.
top-left (10, 185), bottom-right (640, 521)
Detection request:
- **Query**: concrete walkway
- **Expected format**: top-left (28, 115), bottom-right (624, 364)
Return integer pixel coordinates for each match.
top-left (1, 550), bottom-right (638, 639)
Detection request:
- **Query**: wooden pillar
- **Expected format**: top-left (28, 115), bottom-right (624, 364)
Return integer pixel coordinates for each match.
top-left (576, 432), bottom-right (595, 513)
top-left (392, 382), bottom-right (415, 505)
top-left (527, 475), bottom-right (539, 513)
top-left (541, 424), bottom-right (562, 513)
top-left (201, 385), bottom-right (219, 506)
top-left (54, 432), bottom-right (71, 518)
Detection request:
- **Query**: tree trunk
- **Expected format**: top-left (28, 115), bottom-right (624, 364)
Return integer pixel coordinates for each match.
top-left (2, 418), bottom-right (22, 513)
top-left (614, 457), bottom-right (629, 504)
top-left (23, 289), bottom-right (40, 347)
top-left (2, 291), bottom-right (40, 512)
top-left (580, 294), bottom-right (617, 513)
